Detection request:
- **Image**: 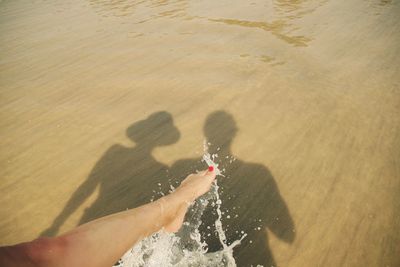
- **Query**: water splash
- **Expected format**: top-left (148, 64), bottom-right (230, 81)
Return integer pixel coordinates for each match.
top-left (117, 142), bottom-right (246, 267)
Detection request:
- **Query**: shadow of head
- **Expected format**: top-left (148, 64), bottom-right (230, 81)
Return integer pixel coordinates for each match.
top-left (126, 111), bottom-right (180, 148)
top-left (204, 110), bottom-right (238, 149)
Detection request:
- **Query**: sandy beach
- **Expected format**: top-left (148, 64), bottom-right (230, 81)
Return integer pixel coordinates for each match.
top-left (1, 0), bottom-right (399, 266)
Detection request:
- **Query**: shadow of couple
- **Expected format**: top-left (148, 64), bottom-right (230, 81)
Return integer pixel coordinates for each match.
top-left (40, 110), bottom-right (295, 267)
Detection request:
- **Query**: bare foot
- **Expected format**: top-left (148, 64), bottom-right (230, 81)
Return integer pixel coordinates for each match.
top-left (176, 168), bottom-right (216, 202)
top-left (163, 168), bottom-right (216, 232)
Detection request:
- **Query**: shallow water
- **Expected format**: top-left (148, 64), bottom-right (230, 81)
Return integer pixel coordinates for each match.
top-left (1, 0), bottom-right (399, 266)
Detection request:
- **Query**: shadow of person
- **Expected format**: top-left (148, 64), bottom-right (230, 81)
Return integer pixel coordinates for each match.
top-left (40, 111), bottom-right (180, 237)
top-left (170, 111), bottom-right (295, 267)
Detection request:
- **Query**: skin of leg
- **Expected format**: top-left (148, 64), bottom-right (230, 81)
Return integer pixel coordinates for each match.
top-left (0, 170), bottom-right (216, 267)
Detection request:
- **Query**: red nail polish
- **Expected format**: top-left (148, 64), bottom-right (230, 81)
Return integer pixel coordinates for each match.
top-left (208, 166), bottom-right (214, 172)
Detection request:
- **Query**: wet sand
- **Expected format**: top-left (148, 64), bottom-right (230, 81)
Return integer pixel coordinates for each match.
top-left (1, 0), bottom-right (399, 266)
